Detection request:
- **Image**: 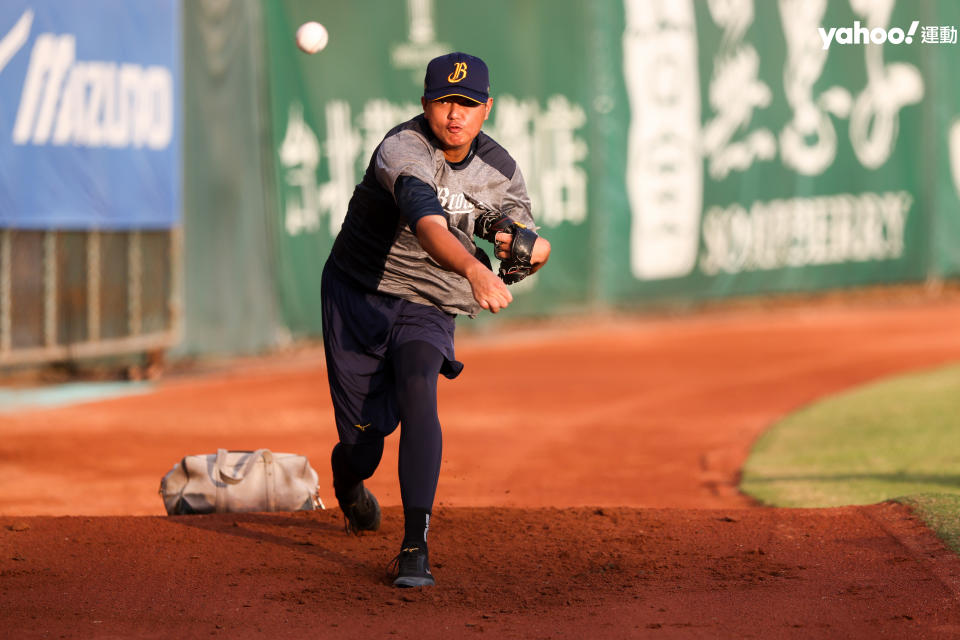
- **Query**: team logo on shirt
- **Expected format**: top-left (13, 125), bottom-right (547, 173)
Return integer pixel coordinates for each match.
top-left (447, 62), bottom-right (468, 83)
top-left (437, 187), bottom-right (473, 215)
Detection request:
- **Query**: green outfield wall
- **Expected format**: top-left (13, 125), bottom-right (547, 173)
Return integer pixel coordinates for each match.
top-left (180, 0), bottom-right (960, 354)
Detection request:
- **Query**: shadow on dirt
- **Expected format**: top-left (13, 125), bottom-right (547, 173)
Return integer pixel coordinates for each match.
top-left (163, 511), bottom-right (384, 576)
top-left (746, 472), bottom-right (960, 489)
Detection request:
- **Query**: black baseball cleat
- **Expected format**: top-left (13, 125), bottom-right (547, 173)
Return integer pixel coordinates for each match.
top-left (340, 485), bottom-right (381, 535)
top-left (390, 544), bottom-right (436, 588)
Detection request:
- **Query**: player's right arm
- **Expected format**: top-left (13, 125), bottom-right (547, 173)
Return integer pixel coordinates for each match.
top-left (392, 170), bottom-right (511, 313)
top-left (414, 215), bottom-right (512, 313)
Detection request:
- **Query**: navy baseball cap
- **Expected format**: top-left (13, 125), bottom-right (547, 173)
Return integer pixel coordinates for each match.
top-left (423, 52), bottom-right (489, 104)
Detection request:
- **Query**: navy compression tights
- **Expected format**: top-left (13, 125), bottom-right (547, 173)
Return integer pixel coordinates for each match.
top-left (331, 340), bottom-right (444, 512)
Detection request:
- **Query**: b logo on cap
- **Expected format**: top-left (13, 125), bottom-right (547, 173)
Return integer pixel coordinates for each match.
top-left (447, 62), bottom-right (468, 83)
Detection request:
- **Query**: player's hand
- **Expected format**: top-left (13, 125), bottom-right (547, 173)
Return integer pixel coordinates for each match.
top-left (494, 232), bottom-right (551, 274)
top-left (493, 232), bottom-right (512, 260)
top-left (465, 261), bottom-right (512, 313)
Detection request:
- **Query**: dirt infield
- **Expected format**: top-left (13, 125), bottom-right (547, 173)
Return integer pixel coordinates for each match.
top-left (3, 297), bottom-right (960, 638)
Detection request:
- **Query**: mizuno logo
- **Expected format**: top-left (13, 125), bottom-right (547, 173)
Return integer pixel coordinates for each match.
top-left (2, 9), bottom-right (174, 150)
top-left (447, 62), bottom-right (467, 83)
top-left (354, 423), bottom-right (371, 432)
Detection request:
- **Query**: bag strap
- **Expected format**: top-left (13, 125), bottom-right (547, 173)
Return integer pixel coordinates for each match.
top-left (216, 449), bottom-right (273, 484)
top-left (263, 451), bottom-right (276, 511)
top-left (214, 449), bottom-right (277, 513)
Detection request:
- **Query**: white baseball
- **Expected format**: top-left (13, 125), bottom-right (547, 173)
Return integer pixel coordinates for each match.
top-left (296, 21), bottom-right (328, 54)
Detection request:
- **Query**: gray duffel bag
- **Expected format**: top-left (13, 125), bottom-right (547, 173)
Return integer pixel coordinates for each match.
top-left (160, 448), bottom-right (323, 515)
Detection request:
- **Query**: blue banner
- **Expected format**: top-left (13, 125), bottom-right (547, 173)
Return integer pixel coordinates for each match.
top-left (0, 0), bottom-right (180, 230)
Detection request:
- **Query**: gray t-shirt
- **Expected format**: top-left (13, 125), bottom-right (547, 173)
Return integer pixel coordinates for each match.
top-left (330, 114), bottom-right (535, 316)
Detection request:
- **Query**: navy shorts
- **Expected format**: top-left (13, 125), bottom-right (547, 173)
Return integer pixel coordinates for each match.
top-left (321, 259), bottom-right (463, 445)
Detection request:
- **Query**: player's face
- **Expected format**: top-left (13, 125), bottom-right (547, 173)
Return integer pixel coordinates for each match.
top-left (421, 96), bottom-right (493, 163)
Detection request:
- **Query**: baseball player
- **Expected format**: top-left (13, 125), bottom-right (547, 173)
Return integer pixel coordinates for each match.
top-left (321, 52), bottom-right (550, 587)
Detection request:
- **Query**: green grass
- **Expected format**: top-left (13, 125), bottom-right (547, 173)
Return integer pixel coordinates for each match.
top-left (896, 494), bottom-right (960, 554)
top-left (740, 363), bottom-right (960, 552)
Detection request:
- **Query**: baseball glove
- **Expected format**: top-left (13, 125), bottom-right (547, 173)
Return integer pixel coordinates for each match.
top-left (467, 195), bottom-right (539, 285)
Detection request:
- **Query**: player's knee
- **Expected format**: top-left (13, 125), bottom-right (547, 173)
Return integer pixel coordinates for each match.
top-left (396, 372), bottom-right (435, 400)
top-left (393, 341), bottom-right (443, 389)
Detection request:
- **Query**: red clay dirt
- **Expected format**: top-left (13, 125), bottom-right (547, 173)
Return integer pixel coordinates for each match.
top-left (3, 297), bottom-right (960, 638)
